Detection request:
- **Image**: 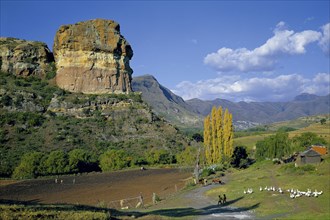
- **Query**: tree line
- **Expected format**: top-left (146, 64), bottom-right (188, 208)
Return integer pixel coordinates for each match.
top-left (12, 148), bottom-right (178, 179)
top-left (255, 131), bottom-right (328, 160)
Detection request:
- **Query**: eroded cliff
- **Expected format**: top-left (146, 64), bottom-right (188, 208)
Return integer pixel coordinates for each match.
top-left (53, 19), bottom-right (133, 94)
top-left (0, 37), bottom-right (54, 77)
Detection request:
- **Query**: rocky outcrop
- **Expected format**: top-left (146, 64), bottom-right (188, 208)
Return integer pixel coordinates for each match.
top-left (0, 37), bottom-right (54, 77)
top-left (53, 19), bottom-right (133, 94)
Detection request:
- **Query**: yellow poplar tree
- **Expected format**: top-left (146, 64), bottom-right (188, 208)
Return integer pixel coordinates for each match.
top-left (216, 106), bottom-right (223, 163)
top-left (203, 106), bottom-right (234, 165)
top-left (223, 109), bottom-right (234, 160)
top-left (203, 115), bottom-right (212, 165)
top-left (211, 106), bottom-right (217, 164)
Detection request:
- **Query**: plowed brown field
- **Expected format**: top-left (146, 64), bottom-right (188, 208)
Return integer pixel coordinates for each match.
top-left (0, 168), bottom-right (191, 207)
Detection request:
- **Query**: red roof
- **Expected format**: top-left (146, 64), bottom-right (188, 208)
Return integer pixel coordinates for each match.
top-left (311, 145), bottom-right (327, 155)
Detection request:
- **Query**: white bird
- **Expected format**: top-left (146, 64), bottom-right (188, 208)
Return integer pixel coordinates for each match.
top-left (260, 187), bottom-right (263, 191)
top-left (244, 190), bottom-right (247, 194)
top-left (290, 194), bottom-right (295, 199)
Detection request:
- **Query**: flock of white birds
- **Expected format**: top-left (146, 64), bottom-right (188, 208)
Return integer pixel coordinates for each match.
top-left (243, 186), bottom-right (323, 199)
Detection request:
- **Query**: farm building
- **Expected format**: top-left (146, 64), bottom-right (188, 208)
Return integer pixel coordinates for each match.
top-left (298, 149), bottom-right (322, 164)
top-left (309, 145), bottom-right (328, 155)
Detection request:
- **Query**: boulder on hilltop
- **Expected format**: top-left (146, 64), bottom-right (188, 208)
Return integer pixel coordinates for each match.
top-left (53, 19), bottom-right (134, 94)
top-left (0, 37), bottom-right (54, 77)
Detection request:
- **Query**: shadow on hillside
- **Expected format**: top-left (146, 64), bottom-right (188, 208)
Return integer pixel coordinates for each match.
top-left (0, 197), bottom-right (259, 219)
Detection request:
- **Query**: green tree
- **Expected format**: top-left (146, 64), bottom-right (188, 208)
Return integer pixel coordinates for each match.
top-left (99, 150), bottom-right (131, 171)
top-left (256, 131), bottom-right (291, 160)
top-left (320, 118), bottom-right (326, 125)
top-left (68, 149), bottom-right (98, 173)
top-left (12, 152), bottom-right (44, 179)
top-left (231, 146), bottom-right (249, 168)
top-left (145, 149), bottom-right (174, 165)
top-left (291, 132), bottom-right (327, 152)
top-left (43, 150), bottom-right (69, 175)
top-left (192, 133), bottom-right (203, 142)
top-left (177, 146), bottom-right (198, 166)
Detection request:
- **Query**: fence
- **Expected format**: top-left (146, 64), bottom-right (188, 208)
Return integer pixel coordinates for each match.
top-left (106, 196), bottom-right (143, 209)
top-left (105, 182), bottom-right (188, 209)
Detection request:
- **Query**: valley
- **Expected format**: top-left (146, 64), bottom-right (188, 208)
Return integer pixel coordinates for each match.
top-left (0, 16), bottom-right (329, 220)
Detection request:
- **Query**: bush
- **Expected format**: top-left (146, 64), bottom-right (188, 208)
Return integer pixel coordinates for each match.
top-left (42, 150), bottom-right (69, 175)
top-left (280, 163), bottom-right (316, 175)
top-left (45, 62), bottom-right (56, 80)
top-left (68, 149), bottom-right (100, 173)
top-left (12, 152), bottom-right (45, 179)
top-left (99, 150), bottom-right (131, 171)
top-left (176, 146), bottom-right (197, 166)
top-left (145, 149), bottom-right (175, 165)
top-left (200, 168), bottom-right (215, 178)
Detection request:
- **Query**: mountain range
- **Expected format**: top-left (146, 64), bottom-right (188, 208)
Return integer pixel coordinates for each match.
top-left (132, 75), bottom-right (330, 130)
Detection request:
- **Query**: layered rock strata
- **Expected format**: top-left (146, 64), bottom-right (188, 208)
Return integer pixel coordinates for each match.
top-left (0, 37), bottom-right (54, 77)
top-left (53, 19), bottom-right (133, 94)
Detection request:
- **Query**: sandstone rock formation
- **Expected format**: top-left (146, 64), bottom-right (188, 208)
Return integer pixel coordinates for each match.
top-left (53, 19), bottom-right (133, 94)
top-left (0, 37), bottom-right (54, 77)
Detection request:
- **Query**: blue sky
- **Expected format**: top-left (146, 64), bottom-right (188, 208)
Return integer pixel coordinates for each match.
top-left (1, 0), bottom-right (329, 102)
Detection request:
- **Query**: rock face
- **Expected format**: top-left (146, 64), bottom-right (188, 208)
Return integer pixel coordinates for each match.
top-left (53, 19), bottom-right (133, 94)
top-left (0, 37), bottom-right (54, 77)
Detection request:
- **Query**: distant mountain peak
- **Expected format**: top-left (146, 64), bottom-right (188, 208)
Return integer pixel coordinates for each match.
top-left (294, 93), bottom-right (319, 102)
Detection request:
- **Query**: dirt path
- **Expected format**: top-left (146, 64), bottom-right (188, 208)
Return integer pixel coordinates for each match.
top-left (147, 183), bottom-right (255, 219)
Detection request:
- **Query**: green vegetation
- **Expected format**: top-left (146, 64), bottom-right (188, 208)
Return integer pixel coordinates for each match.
top-left (255, 131), bottom-right (292, 160)
top-left (255, 131), bottom-right (328, 161)
top-left (0, 71), bottom-right (189, 178)
top-left (0, 203), bottom-right (111, 220)
top-left (99, 149), bottom-right (131, 171)
top-left (234, 115), bottom-right (330, 152)
top-left (206, 156), bottom-right (330, 219)
top-left (230, 146), bottom-right (250, 168)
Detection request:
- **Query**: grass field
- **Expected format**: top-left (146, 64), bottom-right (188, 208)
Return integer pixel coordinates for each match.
top-left (206, 156), bottom-right (330, 219)
top-left (234, 115), bottom-right (330, 152)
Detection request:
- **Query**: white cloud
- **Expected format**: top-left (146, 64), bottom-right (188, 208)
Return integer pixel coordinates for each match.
top-left (173, 73), bottom-right (329, 102)
top-left (204, 22), bottom-right (323, 72)
top-left (319, 23), bottom-right (330, 56)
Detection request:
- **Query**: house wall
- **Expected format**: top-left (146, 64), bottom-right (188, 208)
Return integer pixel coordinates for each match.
top-left (305, 156), bottom-right (321, 164)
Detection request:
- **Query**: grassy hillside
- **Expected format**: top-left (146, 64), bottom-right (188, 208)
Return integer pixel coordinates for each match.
top-left (132, 75), bottom-right (203, 130)
top-left (0, 71), bottom-right (189, 177)
top-left (234, 114), bottom-right (330, 151)
top-left (207, 156), bottom-right (330, 219)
